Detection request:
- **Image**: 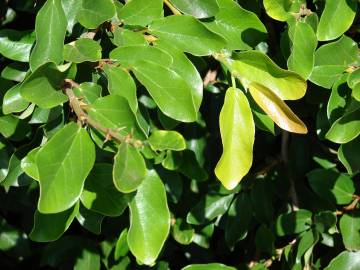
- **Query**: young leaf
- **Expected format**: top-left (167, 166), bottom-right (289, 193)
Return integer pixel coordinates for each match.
top-left (81, 164), bottom-right (130, 216)
top-left (132, 60), bottom-right (198, 122)
top-left (30, 0), bottom-right (67, 71)
top-left (223, 50), bottom-right (307, 100)
top-left (248, 83), bottom-right (308, 134)
top-left (148, 130), bottom-right (186, 151)
top-left (0, 29), bottom-right (35, 62)
top-left (76, 0), bottom-right (115, 29)
top-left (204, 0), bottom-right (267, 50)
top-left (30, 202), bottom-right (79, 242)
top-left (149, 15), bottom-right (226, 56)
top-left (118, 0), bottom-right (163, 26)
top-left (317, 0), bottom-right (357, 41)
top-left (63, 39), bottom-right (102, 63)
top-left (127, 170), bottom-right (170, 265)
top-left (36, 123), bottom-right (95, 214)
top-left (215, 87), bottom-right (254, 190)
top-left (113, 143), bottom-right (147, 193)
top-left (169, 0), bottom-right (219, 18)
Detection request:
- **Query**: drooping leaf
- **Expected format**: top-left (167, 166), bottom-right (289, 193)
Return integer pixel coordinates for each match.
top-left (77, 0), bottom-right (115, 29)
top-left (215, 87), bottom-right (254, 190)
top-left (36, 123), bottom-right (95, 213)
top-left (317, 0), bottom-right (358, 41)
top-left (222, 50), bottom-right (307, 100)
top-left (149, 15), bottom-right (226, 56)
top-left (169, 0), bottom-right (219, 18)
top-left (204, 0), bottom-right (267, 50)
top-left (248, 83), bottom-right (307, 134)
top-left (0, 29), bottom-right (35, 62)
top-left (148, 130), bottom-right (186, 151)
top-left (113, 143), bottom-right (147, 193)
top-left (127, 170), bottom-right (170, 265)
top-left (81, 164), bottom-right (130, 217)
top-left (118, 0), bottom-right (163, 27)
top-left (30, 0), bottom-right (67, 71)
top-left (340, 211), bottom-right (360, 251)
top-left (63, 39), bottom-right (102, 63)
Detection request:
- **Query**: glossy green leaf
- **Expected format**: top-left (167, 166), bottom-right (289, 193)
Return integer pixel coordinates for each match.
top-left (30, 202), bottom-right (79, 242)
top-left (21, 147), bottom-right (39, 181)
top-left (307, 169), bottom-right (355, 205)
top-left (223, 50), bottom-right (307, 100)
top-left (263, 0), bottom-right (306, 21)
top-left (204, 0), bottom-right (267, 50)
top-left (338, 137), bottom-right (360, 175)
top-left (114, 229), bottom-right (129, 260)
top-left (127, 170), bottom-right (170, 265)
top-left (182, 264), bottom-right (236, 270)
top-left (172, 218), bottom-right (194, 245)
top-left (0, 115), bottom-right (20, 138)
top-left (132, 60), bottom-right (198, 122)
top-left (169, 0), bottom-right (219, 18)
top-left (326, 108), bottom-right (360, 144)
top-left (63, 39), bottom-right (102, 63)
top-left (340, 211), bottom-right (360, 251)
top-left (76, 204), bottom-right (104, 235)
top-left (249, 83), bottom-right (307, 134)
top-left (324, 251), bottom-right (360, 270)
top-left (287, 20), bottom-right (317, 79)
top-left (0, 29), bottom-right (35, 62)
top-left (1, 62), bottom-right (28, 82)
top-left (112, 28), bottom-right (147, 47)
top-left (275, 209), bottom-right (312, 236)
top-left (20, 63), bottom-right (68, 109)
top-left (317, 0), bottom-right (357, 41)
top-left (77, 0), bottom-right (115, 29)
top-left (310, 36), bottom-right (358, 88)
top-left (81, 164), bottom-right (130, 217)
top-left (148, 130), bottom-right (186, 151)
top-left (118, 0), bottom-right (163, 26)
top-left (61, 0), bottom-right (82, 33)
top-left (36, 123), bottom-right (95, 213)
top-left (215, 87), bottom-right (254, 190)
top-left (149, 15), bottom-right (226, 56)
top-left (2, 84), bottom-right (29, 114)
top-left (187, 194), bottom-right (234, 225)
top-left (30, 0), bottom-right (67, 71)
top-left (113, 143), bottom-right (146, 193)
top-left (103, 65), bottom-right (137, 112)
top-left (73, 82), bottom-right (102, 104)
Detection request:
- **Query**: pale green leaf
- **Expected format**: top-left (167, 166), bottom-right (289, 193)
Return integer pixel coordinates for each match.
top-left (63, 38), bottom-right (102, 63)
top-left (0, 30), bottom-right (35, 62)
top-left (169, 0), bottom-right (219, 18)
top-left (118, 0), bottom-right (163, 26)
top-left (148, 130), bottom-right (186, 151)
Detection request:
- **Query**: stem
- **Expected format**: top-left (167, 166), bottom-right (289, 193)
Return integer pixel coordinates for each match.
top-left (63, 79), bottom-right (144, 148)
top-left (163, 0), bottom-right (181, 15)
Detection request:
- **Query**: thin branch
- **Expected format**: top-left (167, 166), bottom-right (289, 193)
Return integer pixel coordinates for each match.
top-left (163, 0), bottom-right (181, 15)
top-left (63, 79), bottom-right (144, 148)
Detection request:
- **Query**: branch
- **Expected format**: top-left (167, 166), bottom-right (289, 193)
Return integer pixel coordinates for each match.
top-left (63, 79), bottom-right (144, 148)
top-left (163, 0), bottom-right (181, 15)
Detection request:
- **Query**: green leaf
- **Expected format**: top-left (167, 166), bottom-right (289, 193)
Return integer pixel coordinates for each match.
top-left (307, 169), bottom-right (355, 205)
top-left (324, 251), bottom-right (360, 270)
top-left (36, 123), bottom-right (95, 213)
top-left (2, 84), bottom-right (30, 114)
top-left (317, 0), bottom-right (358, 41)
top-left (223, 50), bottom-right (307, 100)
top-left (73, 82), bottom-right (102, 104)
top-left (296, 229), bottom-right (319, 262)
top-left (275, 209), bottom-right (312, 236)
top-left (103, 65), bottom-right (137, 112)
top-left (112, 28), bottom-right (147, 47)
top-left (63, 39), bottom-right (102, 63)
top-left (77, 0), bottom-right (115, 29)
top-left (21, 147), bottom-right (39, 181)
top-left (20, 63), bottom-right (68, 109)
top-left (132, 60), bottom-right (198, 122)
top-left (251, 178), bottom-right (274, 223)
top-left (110, 45), bottom-right (173, 68)
top-left (340, 211), bottom-right (360, 251)
top-left (326, 108), bottom-right (360, 144)
top-left (187, 194), bottom-right (234, 225)
top-left (81, 164), bottom-right (130, 217)
top-left (215, 87), bottom-right (254, 190)
top-left (169, 0), bottom-right (219, 18)
top-left (263, 0), bottom-right (306, 21)
top-left (127, 170), bottom-right (170, 265)
top-left (114, 229), bottom-right (129, 260)
top-left (149, 15), bottom-right (226, 56)
top-left (113, 143), bottom-right (147, 193)
top-left (30, 202), bottom-right (79, 242)
top-left (338, 137), bottom-right (360, 175)
top-left (172, 218), bottom-right (194, 245)
top-left (76, 204), bottom-right (104, 235)
top-left (0, 29), bottom-right (35, 62)
top-left (74, 248), bottom-right (100, 270)
top-left (204, 0), bottom-right (267, 50)
top-left (182, 264), bottom-right (236, 270)
top-left (61, 0), bottom-right (82, 33)
top-left (310, 36), bottom-right (358, 89)
top-left (249, 83), bottom-right (307, 134)
top-left (287, 20), bottom-right (317, 79)
top-left (118, 0), bottom-right (163, 27)
top-left (0, 115), bottom-right (20, 138)
top-left (30, 0), bottom-right (67, 71)
top-left (148, 130), bottom-right (186, 151)
top-left (1, 62), bottom-right (28, 82)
